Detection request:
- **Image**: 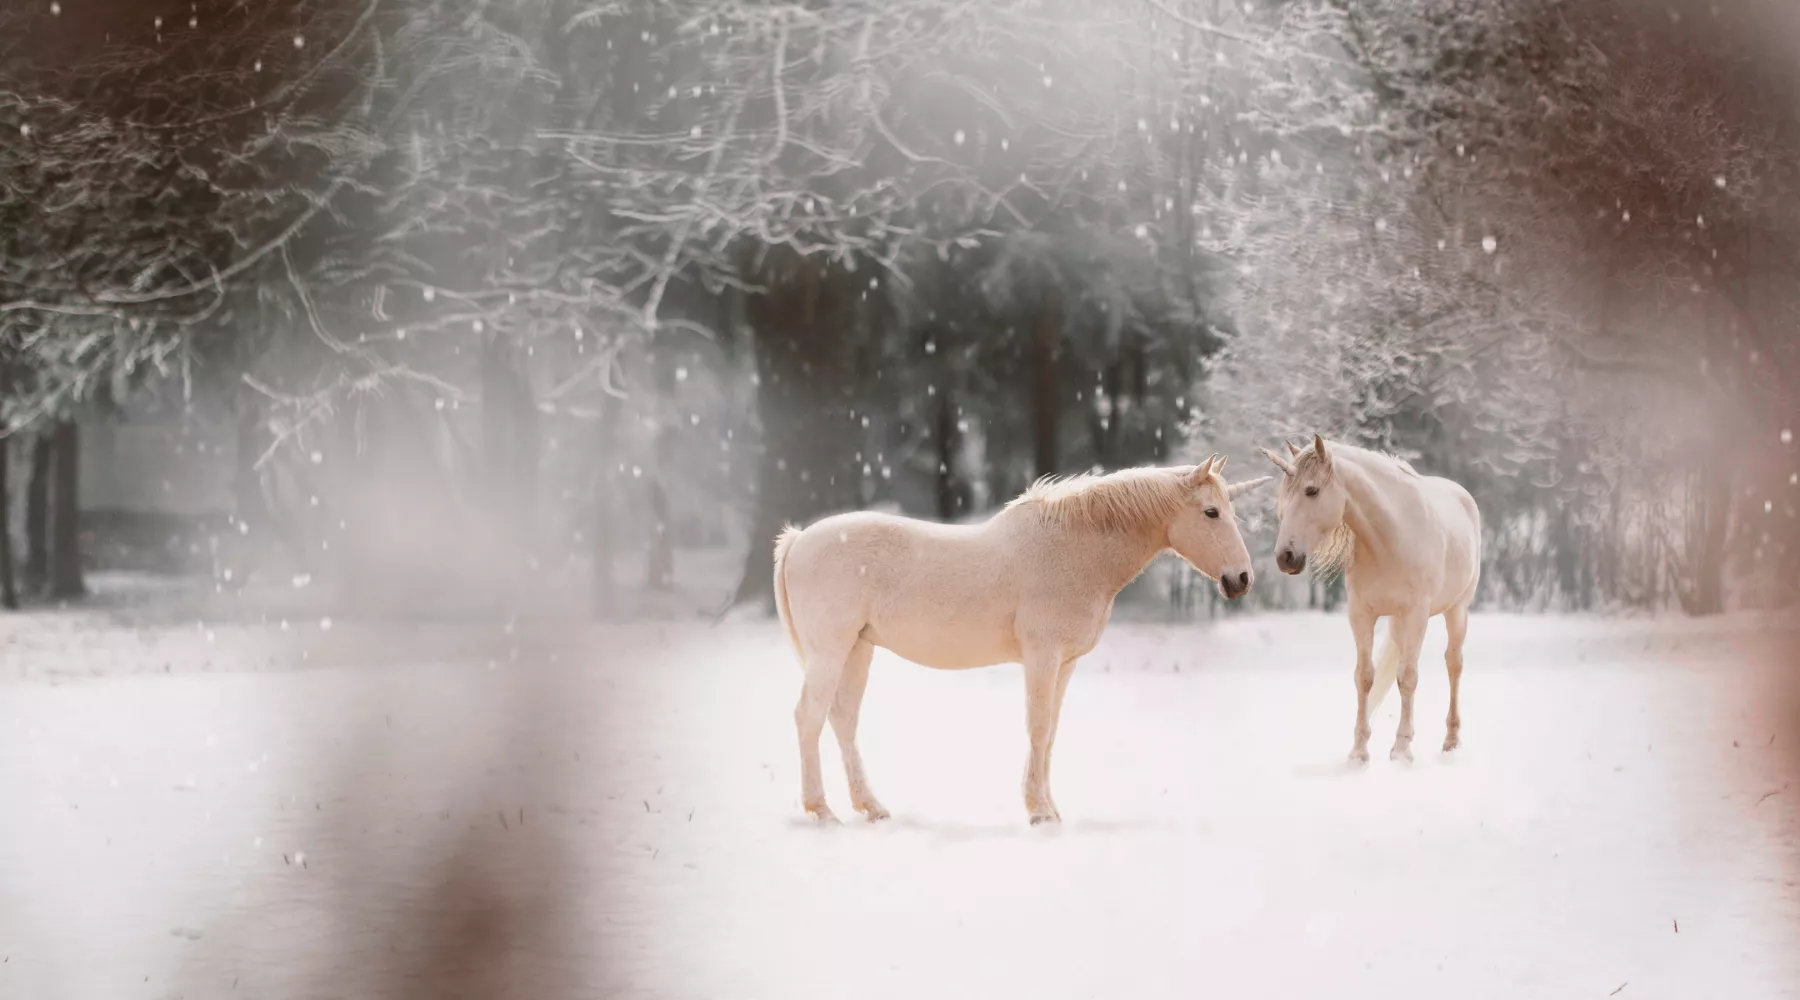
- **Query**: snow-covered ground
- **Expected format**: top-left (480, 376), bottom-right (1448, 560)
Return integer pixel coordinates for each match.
top-left (2, 607), bottom-right (1798, 998)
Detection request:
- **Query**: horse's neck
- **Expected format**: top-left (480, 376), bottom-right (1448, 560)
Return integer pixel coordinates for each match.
top-left (1058, 521), bottom-right (1168, 596)
top-left (1337, 456), bottom-right (1405, 561)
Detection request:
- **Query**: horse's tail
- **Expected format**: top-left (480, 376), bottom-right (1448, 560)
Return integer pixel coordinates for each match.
top-left (1365, 621), bottom-right (1401, 714)
top-left (772, 524), bottom-right (804, 662)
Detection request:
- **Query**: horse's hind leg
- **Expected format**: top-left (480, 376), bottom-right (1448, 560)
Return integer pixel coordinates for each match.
top-left (830, 639), bottom-right (888, 822)
top-left (1442, 604), bottom-right (1468, 752)
top-left (1389, 608), bottom-right (1429, 763)
top-left (796, 637), bottom-right (854, 824)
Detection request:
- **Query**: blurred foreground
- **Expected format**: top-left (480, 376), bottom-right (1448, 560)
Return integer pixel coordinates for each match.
top-left (2, 597), bottom-right (1797, 999)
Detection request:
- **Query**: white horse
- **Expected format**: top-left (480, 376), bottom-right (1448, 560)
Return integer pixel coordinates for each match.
top-left (773, 457), bottom-right (1271, 824)
top-left (1260, 436), bottom-right (1482, 763)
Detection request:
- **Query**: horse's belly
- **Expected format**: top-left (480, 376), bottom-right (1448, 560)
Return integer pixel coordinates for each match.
top-left (864, 616), bottom-right (1020, 670)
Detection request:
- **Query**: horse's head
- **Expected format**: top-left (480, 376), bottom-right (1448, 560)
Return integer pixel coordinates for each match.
top-left (1260, 435), bottom-right (1348, 575)
top-left (1167, 455), bottom-right (1271, 600)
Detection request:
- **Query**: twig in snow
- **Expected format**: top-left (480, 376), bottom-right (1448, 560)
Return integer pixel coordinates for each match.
top-left (498, 810), bottom-right (509, 830)
top-left (1610, 983), bottom-right (1627, 996)
top-left (1756, 786), bottom-right (1784, 805)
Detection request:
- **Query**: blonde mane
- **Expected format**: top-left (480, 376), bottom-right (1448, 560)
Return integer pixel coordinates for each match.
top-left (1007, 466), bottom-right (1204, 533)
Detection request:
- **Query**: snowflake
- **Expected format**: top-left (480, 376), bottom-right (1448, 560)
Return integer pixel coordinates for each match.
top-left (1481, 235), bottom-right (1498, 254)
top-left (293, 34), bottom-right (305, 49)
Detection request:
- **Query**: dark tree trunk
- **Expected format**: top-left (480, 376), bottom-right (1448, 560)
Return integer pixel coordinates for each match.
top-left (1031, 290), bottom-right (1063, 480)
top-left (480, 332), bottom-right (542, 582)
top-left (1089, 358), bottom-right (1124, 466)
top-left (591, 396), bottom-right (622, 619)
top-left (1680, 461), bottom-right (1732, 615)
top-left (644, 479), bottom-right (674, 591)
top-left (0, 433), bottom-right (15, 610)
top-left (731, 252), bottom-right (861, 609)
top-left (49, 419), bottom-right (84, 599)
top-left (932, 384), bottom-right (963, 522)
top-left (24, 433), bottom-right (51, 594)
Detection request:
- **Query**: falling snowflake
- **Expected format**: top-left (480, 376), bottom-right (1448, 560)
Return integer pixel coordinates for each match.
top-left (1783, 429), bottom-right (1793, 444)
top-left (319, 618), bottom-right (332, 632)
top-left (293, 34), bottom-right (305, 49)
top-left (953, 129), bottom-right (966, 146)
top-left (310, 450), bottom-right (323, 464)
top-left (49, 1), bottom-right (60, 13)
top-left (1135, 223), bottom-right (1149, 239)
top-left (1482, 235), bottom-right (1498, 254)
top-left (18, 124), bottom-right (29, 137)
top-left (1714, 175), bottom-right (1728, 189)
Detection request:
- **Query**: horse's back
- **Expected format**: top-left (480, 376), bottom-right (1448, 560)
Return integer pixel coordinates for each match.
top-left (782, 510), bottom-right (1022, 668)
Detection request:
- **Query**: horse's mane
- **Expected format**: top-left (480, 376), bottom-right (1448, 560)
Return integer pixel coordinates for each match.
top-left (1007, 466), bottom-right (1204, 533)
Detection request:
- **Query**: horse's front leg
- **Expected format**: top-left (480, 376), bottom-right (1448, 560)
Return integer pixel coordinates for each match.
top-left (1348, 603), bottom-right (1377, 764)
top-left (1040, 656), bottom-right (1079, 822)
top-left (1020, 649), bottom-right (1064, 825)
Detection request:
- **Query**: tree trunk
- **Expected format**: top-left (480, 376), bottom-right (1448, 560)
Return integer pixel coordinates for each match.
top-left (24, 433), bottom-right (51, 594)
top-left (1681, 461), bottom-right (1732, 615)
top-left (933, 384), bottom-right (963, 522)
top-left (1031, 289), bottom-right (1062, 480)
top-left (731, 252), bottom-right (861, 609)
top-left (644, 478), bottom-right (674, 591)
top-left (591, 396), bottom-right (622, 619)
top-left (480, 331), bottom-right (541, 590)
top-left (0, 433), bottom-right (15, 610)
top-left (49, 419), bottom-right (84, 599)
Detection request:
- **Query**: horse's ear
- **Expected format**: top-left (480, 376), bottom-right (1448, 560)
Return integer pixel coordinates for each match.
top-left (1188, 455), bottom-right (1217, 485)
top-left (1313, 434), bottom-right (1330, 464)
top-left (1286, 440), bottom-right (1302, 459)
top-left (1215, 455), bottom-right (1228, 476)
top-left (1227, 477), bottom-right (1272, 501)
top-left (1259, 447), bottom-right (1297, 476)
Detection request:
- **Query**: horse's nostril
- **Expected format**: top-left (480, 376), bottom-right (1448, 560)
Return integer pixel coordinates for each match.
top-left (1237, 571), bottom-right (1250, 587)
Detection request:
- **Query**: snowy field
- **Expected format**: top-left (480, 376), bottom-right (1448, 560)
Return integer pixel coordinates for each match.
top-left (2, 602), bottom-right (1799, 999)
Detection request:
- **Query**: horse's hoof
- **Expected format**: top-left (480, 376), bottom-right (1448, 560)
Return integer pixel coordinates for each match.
top-left (1029, 812), bottom-right (1061, 826)
top-left (1441, 736), bottom-right (1460, 753)
top-left (1390, 745), bottom-right (1414, 763)
top-left (1347, 748), bottom-right (1370, 765)
top-left (804, 804), bottom-right (841, 826)
top-left (856, 803), bottom-right (891, 823)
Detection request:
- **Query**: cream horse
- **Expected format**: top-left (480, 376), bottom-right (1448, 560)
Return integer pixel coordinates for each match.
top-left (773, 457), bottom-right (1270, 824)
top-left (1261, 436), bottom-right (1482, 763)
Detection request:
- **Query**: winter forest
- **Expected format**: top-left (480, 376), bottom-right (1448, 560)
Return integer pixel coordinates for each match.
top-left (3, 0), bottom-right (1798, 620)
top-left (5, 1), bottom-right (1800, 998)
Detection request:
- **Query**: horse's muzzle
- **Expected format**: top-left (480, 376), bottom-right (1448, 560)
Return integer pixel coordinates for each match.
top-left (1276, 549), bottom-right (1306, 575)
top-left (1219, 570), bottom-right (1252, 600)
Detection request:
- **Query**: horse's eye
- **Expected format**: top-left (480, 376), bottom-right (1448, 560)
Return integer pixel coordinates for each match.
top-left (1304, 487), bottom-right (1320, 498)
top-left (1204, 507), bottom-right (1220, 519)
